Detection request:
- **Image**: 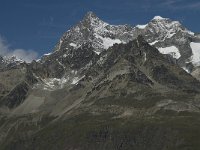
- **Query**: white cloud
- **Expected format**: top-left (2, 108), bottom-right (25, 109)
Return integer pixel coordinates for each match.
top-left (0, 36), bottom-right (38, 62)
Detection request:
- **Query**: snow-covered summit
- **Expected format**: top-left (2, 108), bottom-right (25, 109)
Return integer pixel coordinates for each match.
top-left (152, 16), bottom-right (167, 20)
top-left (83, 11), bottom-right (100, 21)
top-left (54, 11), bottom-right (134, 54)
top-left (145, 16), bottom-right (194, 42)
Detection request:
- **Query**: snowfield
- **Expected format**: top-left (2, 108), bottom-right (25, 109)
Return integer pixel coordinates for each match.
top-left (190, 42), bottom-right (200, 66)
top-left (95, 33), bottom-right (122, 49)
top-left (158, 46), bottom-right (181, 59)
top-left (136, 24), bottom-right (147, 29)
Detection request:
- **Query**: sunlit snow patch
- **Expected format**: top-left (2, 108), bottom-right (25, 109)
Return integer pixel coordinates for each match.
top-left (94, 51), bottom-right (101, 55)
top-left (181, 67), bottom-right (190, 73)
top-left (158, 46), bottom-right (181, 59)
top-left (136, 24), bottom-right (147, 29)
top-left (44, 53), bottom-right (52, 56)
top-left (71, 75), bottom-right (85, 85)
top-left (190, 42), bottom-right (200, 66)
top-left (95, 34), bottom-right (122, 49)
top-left (149, 40), bottom-right (158, 45)
top-left (42, 77), bottom-right (69, 91)
top-left (69, 43), bottom-right (77, 47)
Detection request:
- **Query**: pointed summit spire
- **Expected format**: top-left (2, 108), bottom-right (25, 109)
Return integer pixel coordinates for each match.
top-left (83, 11), bottom-right (98, 20)
top-left (81, 11), bottom-right (108, 27)
top-left (85, 11), bottom-right (97, 17)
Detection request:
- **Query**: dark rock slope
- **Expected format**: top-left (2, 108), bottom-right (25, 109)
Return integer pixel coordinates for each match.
top-left (1, 36), bottom-right (200, 150)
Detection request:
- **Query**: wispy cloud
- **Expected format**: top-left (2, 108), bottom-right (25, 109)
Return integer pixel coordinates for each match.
top-left (181, 2), bottom-right (200, 9)
top-left (0, 35), bottom-right (38, 62)
top-left (160, 0), bottom-right (200, 10)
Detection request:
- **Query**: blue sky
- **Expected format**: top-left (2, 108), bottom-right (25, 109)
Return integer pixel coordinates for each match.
top-left (0, 0), bottom-right (200, 60)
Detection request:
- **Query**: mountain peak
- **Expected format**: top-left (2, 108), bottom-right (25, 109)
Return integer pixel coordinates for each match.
top-left (79, 11), bottom-right (109, 32)
top-left (83, 11), bottom-right (99, 21)
top-left (85, 11), bottom-right (96, 17)
top-left (152, 16), bottom-right (167, 20)
top-left (81, 11), bottom-right (108, 27)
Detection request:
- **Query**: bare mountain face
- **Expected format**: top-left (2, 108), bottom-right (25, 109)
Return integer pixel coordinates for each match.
top-left (1, 12), bottom-right (200, 150)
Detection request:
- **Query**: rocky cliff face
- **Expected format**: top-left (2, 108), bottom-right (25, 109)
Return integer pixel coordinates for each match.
top-left (1, 12), bottom-right (200, 150)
